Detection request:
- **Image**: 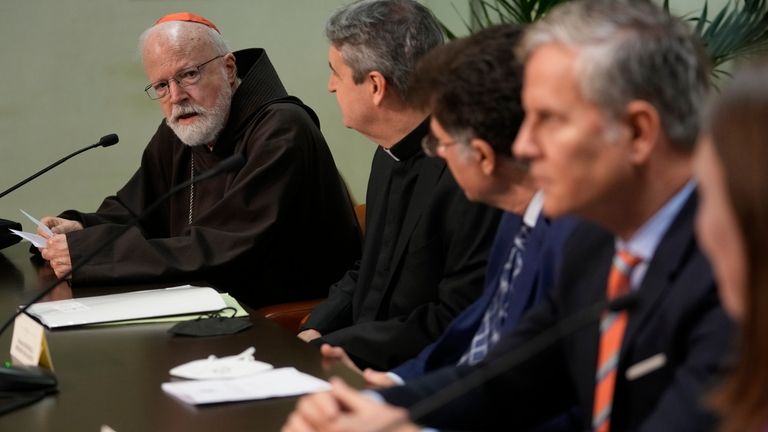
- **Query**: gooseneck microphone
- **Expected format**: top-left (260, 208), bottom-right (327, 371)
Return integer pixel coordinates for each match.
top-left (0, 153), bottom-right (245, 404)
top-left (0, 133), bottom-right (119, 200)
top-left (376, 294), bottom-right (639, 432)
top-left (0, 134), bottom-right (120, 251)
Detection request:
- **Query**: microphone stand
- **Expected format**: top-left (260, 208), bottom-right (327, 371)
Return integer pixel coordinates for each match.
top-left (0, 134), bottom-right (119, 200)
top-left (0, 154), bottom-right (245, 400)
top-left (0, 134), bottom-right (119, 251)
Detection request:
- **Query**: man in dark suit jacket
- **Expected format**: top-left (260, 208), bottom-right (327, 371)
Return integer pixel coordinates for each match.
top-left (390, 212), bottom-right (577, 382)
top-left (380, 196), bottom-right (728, 431)
top-left (297, 0), bottom-right (499, 371)
top-left (282, 2), bottom-right (733, 431)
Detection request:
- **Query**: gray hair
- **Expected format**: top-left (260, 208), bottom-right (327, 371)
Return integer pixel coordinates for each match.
top-left (138, 20), bottom-right (230, 61)
top-left (325, 0), bottom-right (444, 102)
top-left (519, 0), bottom-right (709, 151)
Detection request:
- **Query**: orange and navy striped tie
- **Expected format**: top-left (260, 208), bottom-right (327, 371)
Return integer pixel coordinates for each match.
top-left (592, 249), bottom-right (641, 432)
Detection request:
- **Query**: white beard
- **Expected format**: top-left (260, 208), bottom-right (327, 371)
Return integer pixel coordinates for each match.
top-left (166, 84), bottom-right (232, 147)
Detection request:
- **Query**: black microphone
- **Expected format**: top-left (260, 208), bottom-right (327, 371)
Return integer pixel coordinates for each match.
top-left (0, 153), bottom-right (245, 404)
top-left (377, 294), bottom-right (640, 431)
top-left (0, 134), bottom-right (120, 252)
top-left (0, 133), bottom-right (119, 200)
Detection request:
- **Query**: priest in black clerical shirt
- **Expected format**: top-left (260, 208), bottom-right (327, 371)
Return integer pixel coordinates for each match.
top-left (298, 0), bottom-right (499, 371)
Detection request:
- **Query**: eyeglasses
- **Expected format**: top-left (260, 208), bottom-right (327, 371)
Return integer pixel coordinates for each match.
top-left (144, 55), bottom-right (224, 100)
top-left (421, 133), bottom-right (460, 157)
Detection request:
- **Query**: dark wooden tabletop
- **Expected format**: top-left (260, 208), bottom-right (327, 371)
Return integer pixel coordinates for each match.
top-left (0, 243), bottom-right (360, 432)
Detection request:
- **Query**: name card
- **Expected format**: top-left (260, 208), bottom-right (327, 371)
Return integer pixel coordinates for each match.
top-left (10, 313), bottom-right (54, 370)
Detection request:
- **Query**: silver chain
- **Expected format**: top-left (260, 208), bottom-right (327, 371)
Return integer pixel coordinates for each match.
top-left (189, 154), bottom-right (195, 225)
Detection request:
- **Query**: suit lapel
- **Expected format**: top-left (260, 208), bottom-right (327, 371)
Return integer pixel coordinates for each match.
top-left (568, 225), bottom-right (615, 402)
top-left (621, 194), bottom-right (698, 354)
top-left (454, 214), bottom-right (524, 336)
top-left (479, 213), bottom-right (523, 315)
top-left (503, 216), bottom-right (547, 326)
top-left (577, 226), bottom-right (616, 311)
top-left (429, 213), bottom-right (530, 366)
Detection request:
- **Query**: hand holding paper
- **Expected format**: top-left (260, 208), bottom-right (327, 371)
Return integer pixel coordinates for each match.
top-left (37, 216), bottom-right (83, 236)
top-left (10, 210), bottom-right (79, 278)
top-left (9, 209), bottom-right (78, 248)
top-left (8, 229), bottom-right (47, 248)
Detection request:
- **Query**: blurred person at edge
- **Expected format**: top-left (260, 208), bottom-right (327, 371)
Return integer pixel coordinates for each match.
top-left (695, 59), bottom-right (768, 432)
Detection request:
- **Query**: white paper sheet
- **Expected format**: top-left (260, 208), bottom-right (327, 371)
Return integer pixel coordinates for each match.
top-left (8, 228), bottom-right (47, 248)
top-left (161, 367), bottom-right (331, 405)
top-left (20, 209), bottom-right (53, 237)
top-left (25, 285), bottom-right (227, 328)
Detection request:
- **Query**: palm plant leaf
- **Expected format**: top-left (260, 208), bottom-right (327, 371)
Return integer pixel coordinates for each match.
top-left (438, 0), bottom-right (768, 81)
top-left (462, 0), bottom-right (568, 26)
top-left (475, 0), bottom-right (496, 27)
top-left (691, 0), bottom-right (768, 75)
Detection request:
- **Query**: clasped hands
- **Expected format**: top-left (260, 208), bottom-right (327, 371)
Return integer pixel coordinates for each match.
top-left (285, 333), bottom-right (419, 432)
top-left (282, 377), bottom-right (418, 432)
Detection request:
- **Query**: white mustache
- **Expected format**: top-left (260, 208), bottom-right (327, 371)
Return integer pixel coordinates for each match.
top-left (171, 104), bottom-right (206, 122)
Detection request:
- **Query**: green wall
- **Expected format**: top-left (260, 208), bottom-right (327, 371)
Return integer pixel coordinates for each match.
top-left (0, 0), bottom-right (466, 229)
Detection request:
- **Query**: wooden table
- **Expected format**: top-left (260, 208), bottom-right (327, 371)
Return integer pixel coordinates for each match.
top-left (0, 243), bottom-right (358, 431)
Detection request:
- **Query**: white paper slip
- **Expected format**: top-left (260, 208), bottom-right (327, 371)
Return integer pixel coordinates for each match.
top-left (9, 229), bottom-right (47, 248)
top-left (20, 209), bottom-right (53, 237)
top-left (25, 285), bottom-right (226, 328)
top-left (162, 367), bottom-right (331, 405)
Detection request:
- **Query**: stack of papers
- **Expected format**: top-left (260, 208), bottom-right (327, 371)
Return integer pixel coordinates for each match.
top-left (92, 293), bottom-right (248, 327)
top-left (25, 285), bottom-right (227, 328)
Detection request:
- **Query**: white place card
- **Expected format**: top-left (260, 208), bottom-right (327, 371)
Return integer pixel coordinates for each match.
top-left (10, 313), bottom-right (54, 369)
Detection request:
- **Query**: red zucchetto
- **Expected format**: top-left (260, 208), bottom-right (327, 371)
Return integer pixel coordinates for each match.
top-left (154, 12), bottom-right (220, 34)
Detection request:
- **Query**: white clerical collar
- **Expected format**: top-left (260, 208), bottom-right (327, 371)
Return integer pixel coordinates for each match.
top-left (382, 147), bottom-right (400, 162)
